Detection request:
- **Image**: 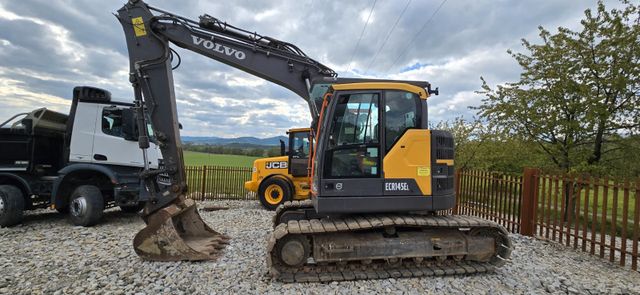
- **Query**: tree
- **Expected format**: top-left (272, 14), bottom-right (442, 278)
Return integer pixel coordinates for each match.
top-left (435, 117), bottom-right (548, 173)
top-left (434, 117), bottom-right (484, 170)
top-left (476, 1), bottom-right (640, 173)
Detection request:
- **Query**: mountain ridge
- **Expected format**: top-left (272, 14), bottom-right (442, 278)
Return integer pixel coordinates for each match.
top-left (181, 135), bottom-right (287, 146)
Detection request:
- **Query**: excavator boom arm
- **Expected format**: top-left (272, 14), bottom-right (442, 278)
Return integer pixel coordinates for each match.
top-left (117, 0), bottom-right (335, 214)
top-left (155, 14), bottom-right (336, 102)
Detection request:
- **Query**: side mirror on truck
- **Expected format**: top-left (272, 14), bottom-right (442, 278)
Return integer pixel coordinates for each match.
top-left (121, 108), bottom-right (138, 141)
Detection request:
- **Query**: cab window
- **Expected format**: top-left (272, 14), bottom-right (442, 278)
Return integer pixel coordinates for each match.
top-left (384, 91), bottom-right (420, 152)
top-left (325, 92), bottom-right (380, 178)
top-left (291, 131), bottom-right (310, 159)
top-left (102, 108), bottom-right (124, 138)
top-left (329, 93), bottom-right (379, 147)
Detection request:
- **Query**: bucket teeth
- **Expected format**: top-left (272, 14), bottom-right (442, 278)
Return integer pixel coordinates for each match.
top-left (133, 200), bottom-right (229, 261)
top-left (496, 255), bottom-right (512, 262)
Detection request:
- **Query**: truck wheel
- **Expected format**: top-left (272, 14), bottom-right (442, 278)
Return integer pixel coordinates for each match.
top-left (258, 177), bottom-right (292, 210)
top-left (120, 202), bottom-right (145, 213)
top-left (69, 185), bottom-right (104, 227)
top-left (0, 185), bottom-right (25, 227)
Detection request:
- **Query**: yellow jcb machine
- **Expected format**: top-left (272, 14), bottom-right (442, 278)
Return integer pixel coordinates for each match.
top-left (245, 128), bottom-right (312, 210)
top-left (116, 0), bottom-right (512, 282)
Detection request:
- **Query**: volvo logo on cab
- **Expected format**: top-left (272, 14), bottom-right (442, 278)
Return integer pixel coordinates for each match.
top-left (385, 182), bottom-right (410, 191)
top-left (191, 35), bottom-right (246, 60)
top-left (265, 161), bottom-right (288, 169)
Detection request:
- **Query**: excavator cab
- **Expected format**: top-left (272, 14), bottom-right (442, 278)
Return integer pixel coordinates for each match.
top-left (266, 83), bottom-right (510, 282)
top-left (310, 82), bottom-right (455, 213)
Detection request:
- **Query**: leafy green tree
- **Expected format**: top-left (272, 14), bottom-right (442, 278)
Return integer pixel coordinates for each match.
top-left (435, 117), bottom-right (548, 173)
top-left (434, 117), bottom-right (484, 170)
top-left (476, 1), bottom-right (640, 173)
top-left (266, 147), bottom-right (281, 157)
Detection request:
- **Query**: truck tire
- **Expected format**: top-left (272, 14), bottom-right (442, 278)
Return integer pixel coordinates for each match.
top-left (69, 185), bottom-right (104, 227)
top-left (258, 177), bottom-right (292, 210)
top-left (120, 202), bottom-right (145, 213)
top-left (0, 185), bottom-right (25, 228)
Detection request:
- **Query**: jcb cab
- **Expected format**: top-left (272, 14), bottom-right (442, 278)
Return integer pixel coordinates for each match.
top-left (245, 128), bottom-right (312, 210)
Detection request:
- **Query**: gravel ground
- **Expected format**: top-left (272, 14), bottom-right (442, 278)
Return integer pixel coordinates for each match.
top-left (1, 200), bottom-right (639, 295)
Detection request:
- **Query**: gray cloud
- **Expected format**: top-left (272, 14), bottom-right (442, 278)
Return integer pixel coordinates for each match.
top-left (0, 0), bottom-right (625, 137)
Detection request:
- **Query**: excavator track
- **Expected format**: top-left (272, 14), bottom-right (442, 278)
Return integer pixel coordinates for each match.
top-left (267, 201), bottom-right (512, 283)
top-left (272, 200), bottom-right (316, 227)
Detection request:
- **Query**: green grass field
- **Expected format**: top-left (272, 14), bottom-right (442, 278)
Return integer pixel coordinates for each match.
top-left (183, 151), bottom-right (258, 167)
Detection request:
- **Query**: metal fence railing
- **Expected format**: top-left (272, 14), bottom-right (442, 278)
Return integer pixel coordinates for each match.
top-left (455, 168), bottom-right (639, 271)
top-left (456, 170), bottom-right (524, 233)
top-left (535, 175), bottom-right (639, 270)
top-left (185, 165), bottom-right (256, 200)
top-left (182, 165), bottom-right (639, 271)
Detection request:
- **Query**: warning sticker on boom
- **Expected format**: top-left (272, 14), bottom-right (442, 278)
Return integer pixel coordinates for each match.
top-left (132, 17), bottom-right (147, 37)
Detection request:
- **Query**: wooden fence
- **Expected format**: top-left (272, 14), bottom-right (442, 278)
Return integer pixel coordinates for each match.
top-left (456, 168), bottom-right (639, 271)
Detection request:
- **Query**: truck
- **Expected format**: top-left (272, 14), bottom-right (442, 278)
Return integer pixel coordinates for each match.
top-left (245, 128), bottom-right (312, 210)
top-left (0, 86), bottom-right (162, 227)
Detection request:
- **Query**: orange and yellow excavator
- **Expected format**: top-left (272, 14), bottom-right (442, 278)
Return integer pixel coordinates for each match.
top-left (116, 0), bottom-right (512, 281)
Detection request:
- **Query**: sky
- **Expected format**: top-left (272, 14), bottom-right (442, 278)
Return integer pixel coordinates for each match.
top-left (0, 0), bottom-right (624, 138)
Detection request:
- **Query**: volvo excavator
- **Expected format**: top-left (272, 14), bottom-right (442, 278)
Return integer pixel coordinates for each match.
top-left (116, 0), bottom-right (512, 282)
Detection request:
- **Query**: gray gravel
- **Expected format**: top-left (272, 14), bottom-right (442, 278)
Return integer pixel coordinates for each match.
top-left (1, 200), bottom-right (639, 295)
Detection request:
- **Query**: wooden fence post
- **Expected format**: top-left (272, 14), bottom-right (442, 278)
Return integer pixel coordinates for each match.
top-left (200, 165), bottom-right (207, 200)
top-left (453, 169), bottom-right (461, 215)
top-left (520, 168), bottom-right (540, 236)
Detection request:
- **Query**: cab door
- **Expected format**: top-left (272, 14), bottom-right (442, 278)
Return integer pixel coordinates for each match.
top-left (288, 130), bottom-right (311, 177)
top-left (91, 105), bottom-right (146, 167)
top-left (319, 91), bottom-right (383, 197)
top-left (381, 90), bottom-right (427, 197)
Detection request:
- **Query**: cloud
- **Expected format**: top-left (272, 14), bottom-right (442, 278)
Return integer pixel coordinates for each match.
top-left (0, 74), bottom-right (71, 115)
top-left (0, 0), bottom-right (626, 137)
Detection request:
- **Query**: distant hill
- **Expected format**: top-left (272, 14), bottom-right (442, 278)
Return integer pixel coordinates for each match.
top-left (181, 135), bottom-right (287, 146)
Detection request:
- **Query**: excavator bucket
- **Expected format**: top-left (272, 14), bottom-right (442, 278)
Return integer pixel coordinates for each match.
top-left (133, 198), bottom-right (230, 261)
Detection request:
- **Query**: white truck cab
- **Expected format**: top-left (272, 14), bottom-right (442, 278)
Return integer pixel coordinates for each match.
top-left (0, 86), bottom-right (164, 228)
top-left (69, 99), bottom-right (162, 168)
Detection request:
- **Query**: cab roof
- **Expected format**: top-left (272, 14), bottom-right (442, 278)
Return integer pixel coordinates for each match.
top-left (311, 77), bottom-right (431, 90)
top-left (287, 127), bottom-right (311, 133)
top-left (330, 82), bottom-right (429, 99)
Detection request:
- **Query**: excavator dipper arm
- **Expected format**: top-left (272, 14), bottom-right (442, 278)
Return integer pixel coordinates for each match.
top-left (116, 0), bottom-right (335, 261)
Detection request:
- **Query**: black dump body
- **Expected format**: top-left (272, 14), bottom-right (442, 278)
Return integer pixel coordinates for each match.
top-left (0, 108), bottom-right (67, 176)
